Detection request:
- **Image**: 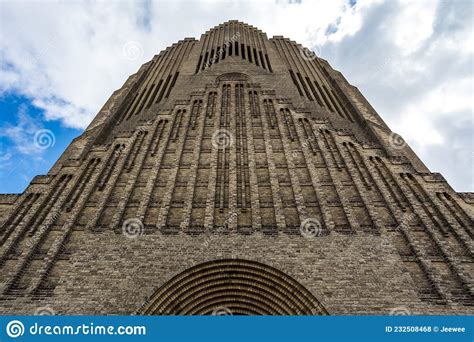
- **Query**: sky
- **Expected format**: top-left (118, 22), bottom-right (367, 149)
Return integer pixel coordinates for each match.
top-left (0, 0), bottom-right (472, 193)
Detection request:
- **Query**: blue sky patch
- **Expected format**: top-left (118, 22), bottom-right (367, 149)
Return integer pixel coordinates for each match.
top-left (0, 94), bottom-right (82, 194)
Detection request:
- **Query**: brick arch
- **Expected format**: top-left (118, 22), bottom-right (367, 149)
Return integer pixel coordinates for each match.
top-left (137, 259), bottom-right (328, 315)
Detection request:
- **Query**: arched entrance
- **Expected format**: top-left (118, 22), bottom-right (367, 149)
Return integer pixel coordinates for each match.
top-left (138, 259), bottom-right (328, 315)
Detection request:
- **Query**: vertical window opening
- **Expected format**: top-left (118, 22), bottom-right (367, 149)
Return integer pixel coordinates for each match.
top-left (202, 52), bottom-right (209, 71)
top-left (265, 54), bottom-right (273, 72)
top-left (195, 55), bottom-right (202, 74)
top-left (247, 46), bottom-right (252, 62)
top-left (215, 46), bottom-right (220, 63)
top-left (289, 70), bottom-right (303, 96)
top-left (259, 51), bottom-right (266, 69)
top-left (253, 48), bottom-right (259, 66)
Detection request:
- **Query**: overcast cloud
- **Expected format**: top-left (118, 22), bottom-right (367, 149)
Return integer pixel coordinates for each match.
top-left (0, 0), bottom-right (472, 191)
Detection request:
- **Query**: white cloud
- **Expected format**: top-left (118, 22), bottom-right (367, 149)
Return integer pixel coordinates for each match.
top-left (393, 0), bottom-right (437, 54)
top-left (0, 1), bottom-right (162, 128)
top-left (395, 77), bottom-right (472, 148)
top-left (0, 0), bottom-right (355, 128)
top-left (321, 0), bottom-right (473, 191)
top-left (0, 0), bottom-right (472, 191)
top-left (32, 98), bottom-right (90, 129)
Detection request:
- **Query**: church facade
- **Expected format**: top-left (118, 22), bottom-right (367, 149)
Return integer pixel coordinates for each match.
top-left (0, 21), bottom-right (472, 315)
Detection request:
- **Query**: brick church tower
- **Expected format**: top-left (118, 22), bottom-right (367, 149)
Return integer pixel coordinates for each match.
top-left (0, 21), bottom-right (472, 315)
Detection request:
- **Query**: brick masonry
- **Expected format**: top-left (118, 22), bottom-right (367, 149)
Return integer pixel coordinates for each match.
top-left (0, 21), bottom-right (472, 315)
